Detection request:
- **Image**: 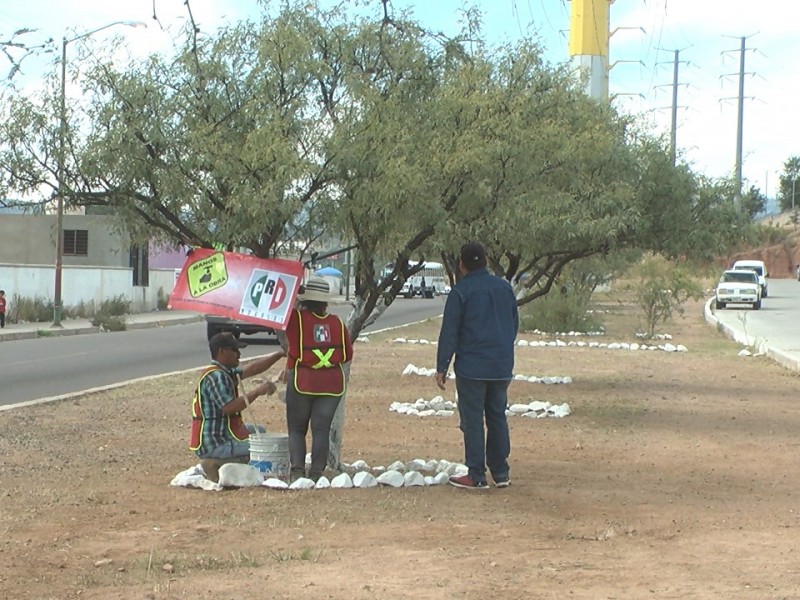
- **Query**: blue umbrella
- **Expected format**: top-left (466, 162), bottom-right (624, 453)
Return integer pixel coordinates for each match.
top-left (315, 266), bottom-right (343, 277)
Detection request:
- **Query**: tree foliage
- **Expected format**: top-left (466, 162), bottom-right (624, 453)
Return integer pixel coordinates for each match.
top-left (0, 0), bottom-right (746, 333)
top-left (778, 156), bottom-right (800, 213)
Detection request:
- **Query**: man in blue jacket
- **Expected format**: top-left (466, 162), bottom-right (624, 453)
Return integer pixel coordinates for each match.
top-left (436, 242), bottom-right (519, 489)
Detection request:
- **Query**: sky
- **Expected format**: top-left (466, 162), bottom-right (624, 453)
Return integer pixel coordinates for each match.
top-left (1, 0), bottom-right (797, 202)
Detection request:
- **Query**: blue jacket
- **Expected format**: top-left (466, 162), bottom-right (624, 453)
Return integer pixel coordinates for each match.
top-left (436, 268), bottom-right (519, 380)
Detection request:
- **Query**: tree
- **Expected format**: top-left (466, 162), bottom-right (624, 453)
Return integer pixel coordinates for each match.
top-left (778, 156), bottom-right (800, 213)
top-left (0, 0), bottom-right (750, 469)
top-left (741, 185), bottom-right (766, 220)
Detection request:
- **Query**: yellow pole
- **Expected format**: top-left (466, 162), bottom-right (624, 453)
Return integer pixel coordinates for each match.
top-left (568, 0), bottom-right (611, 101)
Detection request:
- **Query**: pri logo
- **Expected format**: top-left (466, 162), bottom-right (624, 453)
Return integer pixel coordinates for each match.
top-left (240, 269), bottom-right (297, 324)
top-left (313, 324), bottom-right (331, 343)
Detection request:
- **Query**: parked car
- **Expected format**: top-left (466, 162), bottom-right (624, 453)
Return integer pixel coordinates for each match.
top-left (731, 260), bottom-right (768, 297)
top-left (400, 276), bottom-right (436, 298)
top-left (715, 269), bottom-right (761, 310)
top-left (204, 314), bottom-right (275, 341)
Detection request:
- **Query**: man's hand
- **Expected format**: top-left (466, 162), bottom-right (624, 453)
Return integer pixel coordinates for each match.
top-left (254, 381), bottom-right (277, 397)
top-left (435, 372), bottom-right (447, 391)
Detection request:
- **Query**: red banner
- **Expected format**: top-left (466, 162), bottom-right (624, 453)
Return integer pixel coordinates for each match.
top-left (168, 249), bottom-right (303, 331)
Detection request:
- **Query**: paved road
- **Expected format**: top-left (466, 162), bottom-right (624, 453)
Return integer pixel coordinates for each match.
top-left (711, 278), bottom-right (800, 354)
top-left (3, 297), bottom-right (445, 407)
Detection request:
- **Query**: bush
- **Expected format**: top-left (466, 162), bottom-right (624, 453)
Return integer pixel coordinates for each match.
top-left (98, 295), bottom-right (131, 317)
top-left (519, 290), bottom-right (604, 334)
top-left (10, 294), bottom-right (53, 323)
top-left (65, 300), bottom-right (97, 320)
top-left (631, 254), bottom-right (703, 338)
top-left (92, 313), bottom-right (127, 331)
top-left (156, 287), bottom-right (169, 311)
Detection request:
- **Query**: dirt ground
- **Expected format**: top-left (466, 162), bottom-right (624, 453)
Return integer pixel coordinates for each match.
top-left (2, 297), bottom-right (800, 600)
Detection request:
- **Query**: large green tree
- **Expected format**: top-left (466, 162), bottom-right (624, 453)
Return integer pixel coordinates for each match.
top-left (0, 1), bottom-right (749, 468)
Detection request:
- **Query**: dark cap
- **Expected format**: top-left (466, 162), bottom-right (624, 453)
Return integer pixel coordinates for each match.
top-left (209, 331), bottom-right (247, 356)
top-left (460, 242), bottom-right (487, 271)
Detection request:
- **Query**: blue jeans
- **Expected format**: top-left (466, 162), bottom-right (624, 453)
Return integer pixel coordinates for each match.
top-left (455, 377), bottom-right (511, 484)
top-left (203, 424), bottom-right (265, 460)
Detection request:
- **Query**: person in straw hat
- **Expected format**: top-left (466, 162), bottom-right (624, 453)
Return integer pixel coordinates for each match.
top-left (283, 275), bottom-right (353, 482)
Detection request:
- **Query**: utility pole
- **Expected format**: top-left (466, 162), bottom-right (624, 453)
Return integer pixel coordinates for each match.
top-left (654, 48), bottom-right (690, 165)
top-left (568, 0), bottom-right (611, 101)
top-left (721, 35), bottom-right (756, 213)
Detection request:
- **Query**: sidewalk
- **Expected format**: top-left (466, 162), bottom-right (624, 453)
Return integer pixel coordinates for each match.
top-left (0, 310), bottom-right (204, 342)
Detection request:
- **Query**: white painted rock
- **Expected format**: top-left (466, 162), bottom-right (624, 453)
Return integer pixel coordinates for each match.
top-left (405, 458), bottom-right (427, 471)
top-left (434, 472), bottom-right (450, 485)
top-left (289, 477), bottom-right (316, 490)
top-left (418, 409), bottom-right (436, 417)
top-left (509, 403), bottom-right (531, 413)
top-left (377, 470), bottom-right (405, 487)
top-left (263, 478), bottom-right (289, 489)
top-left (404, 471), bottom-right (426, 486)
top-left (217, 464), bottom-right (263, 488)
top-left (402, 364), bottom-right (418, 375)
top-left (387, 460), bottom-right (406, 472)
top-left (353, 471), bottom-right (378, 488)
top-left (435, 410), bottom-right (455, 417)
top-left (315, 476), bottom-right (331, 489)
top-left (350, 459), bottom-right (370, 471)
top-left (548, 403), bottom-right (571, 417)
top-left (330, 473), bottom-right (353, 488)
top-left (528, 401), bottom-right (550, 411)
top-left (435, 460), bottom-right (451, 473)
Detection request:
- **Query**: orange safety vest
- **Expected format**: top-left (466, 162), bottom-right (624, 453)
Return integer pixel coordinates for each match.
top-left (290, 309), bottom-right (349, 396)
top-left (189, 365), bottom-right (249, 452)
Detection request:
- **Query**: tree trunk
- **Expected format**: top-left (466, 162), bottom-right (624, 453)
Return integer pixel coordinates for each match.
top-left (327, 362), bottom-right (350, 471)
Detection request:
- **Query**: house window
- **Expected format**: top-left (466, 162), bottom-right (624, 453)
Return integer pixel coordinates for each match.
top-left (129, 244), bottom-right (150, 286)
top-left (63, 229), bottom-right (88, 256)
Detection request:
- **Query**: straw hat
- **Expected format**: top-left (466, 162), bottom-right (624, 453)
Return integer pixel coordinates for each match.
top-left (298, 276), bottom-right (332, 302)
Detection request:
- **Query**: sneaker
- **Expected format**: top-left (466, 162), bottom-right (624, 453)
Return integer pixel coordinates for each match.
top-left (494, 479), bottom-right (511, 488)
top-left (449, 474), bottom-right (489, 489)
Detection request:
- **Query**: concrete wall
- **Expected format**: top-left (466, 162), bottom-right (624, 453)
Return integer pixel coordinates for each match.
top-left (0, 214), bottom-right (128, 267)
top-left (0, 264), bottom-right (178, 313)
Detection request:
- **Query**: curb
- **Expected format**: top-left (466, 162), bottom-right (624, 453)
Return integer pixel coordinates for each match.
top-left (0, 314), bottom-right (204, 343)
top-left (703, 297), bottom-right (800, 373)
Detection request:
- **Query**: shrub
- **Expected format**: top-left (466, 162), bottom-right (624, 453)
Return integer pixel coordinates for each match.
top-left (98, 295), bottom-right (131, 317)
top-left (10, 294), bottom-right (53, 323)
top-left (519, 290), bottom-right (604, 334)
top-left (631, 254), bottom-right (703, 338)
top-left (92, 313), bottom-right (127, 331)
top-left (156, 287), bottom-right (169, 311)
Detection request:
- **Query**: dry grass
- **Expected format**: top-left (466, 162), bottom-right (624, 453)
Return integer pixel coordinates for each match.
top-left (1, 297), bottom-right (800, 599)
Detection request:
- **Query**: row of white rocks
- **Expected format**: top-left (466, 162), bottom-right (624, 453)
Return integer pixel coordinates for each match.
top-left (390, 396), bottom-right (457, 417)
top-left (528, 328), bottom-right (605, 337)
top-left (402, 363), bottom-right (573, 385)
top-left (392, 336), bottom-right (686, 353)
top-left (265, 457), bottom-right (468, 490)
top-left (390, 397), bottom-right (571, 418)
top-left (517, 339), bottom-right (687, 352)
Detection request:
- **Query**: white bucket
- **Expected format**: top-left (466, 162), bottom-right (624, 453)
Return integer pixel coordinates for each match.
top-left (248, 433), bottom-right (290, 481)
